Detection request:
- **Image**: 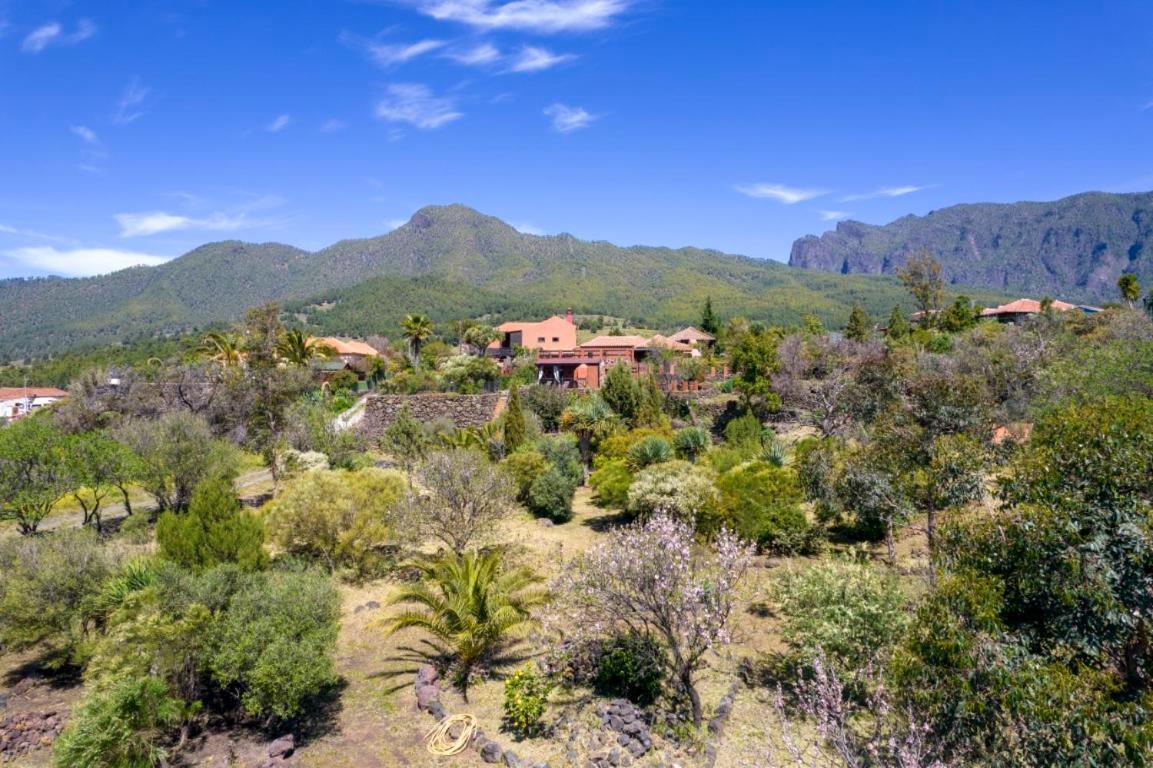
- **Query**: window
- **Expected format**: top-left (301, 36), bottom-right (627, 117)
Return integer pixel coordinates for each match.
top-left (552, 337), bottom-right (560, 342)
top-left (537, 336), bottom-right (546, 343)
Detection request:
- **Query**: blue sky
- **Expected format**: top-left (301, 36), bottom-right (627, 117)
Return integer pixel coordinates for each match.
top-left (2, 0), bottom-right (1152, 278)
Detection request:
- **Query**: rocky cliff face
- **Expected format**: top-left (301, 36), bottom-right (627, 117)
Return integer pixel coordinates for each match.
top-left (788, 191), bottom-right (1153, 303)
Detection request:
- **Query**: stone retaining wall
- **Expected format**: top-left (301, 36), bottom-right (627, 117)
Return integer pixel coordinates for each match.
top-left (358, 393), bottom-right (504, 439)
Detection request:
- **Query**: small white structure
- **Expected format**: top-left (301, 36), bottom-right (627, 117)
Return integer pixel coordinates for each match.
top-left (0, 387), bottom-right (68, 421)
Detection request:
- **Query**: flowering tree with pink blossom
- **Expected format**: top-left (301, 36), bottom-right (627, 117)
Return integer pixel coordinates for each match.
top-left (548, 513), bottom-right (754, 726)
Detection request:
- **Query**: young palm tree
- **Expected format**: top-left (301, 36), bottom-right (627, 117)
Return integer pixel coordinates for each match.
top-left (277, 329), bottom-right (334, 366)
top-left (199, 331), bottom-right (243, 367)
top-left (562, 395), bottom-right (617, 478)
top-left (401, 314), bottom-right (434, 369)
top-left (385, 550), bottom-right (548, 697)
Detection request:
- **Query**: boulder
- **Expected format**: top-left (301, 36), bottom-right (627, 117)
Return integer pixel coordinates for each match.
top-left (268, 734), bottom-right (295, 758)
top-left (481, 740), bottom-right (503, 763)
top-left (416, 665), bottom-right (440, 686)
top-left (415, 684), bottom-right (440, 710)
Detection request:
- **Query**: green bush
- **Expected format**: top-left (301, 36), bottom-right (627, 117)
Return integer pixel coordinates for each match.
top-left (625, 435), bottom-right (673, 470)
top-left (722, 412), bottom-right (764, 451)
top-left (715, 462), bottom-right (816, 554)
top-left (500, 449), bottom-right (548, 503)
top-left (264, 468), bottom-right (406, 579)
top-left (594, 632), bottom-right (665, 706)
top-left (156, 475), bottom-right (267, 573)
top-left (521, 385), bottom-right (568, 432)
top-left (773, 559), bottom-right (908, 672)
top-left (535, 434), bottom-right (584, 486)
top-left (673, 426), bottom-right (709, 462)
top-left (589, 458), bottom-right (633, 509)
top-left (528, 466), bottom-right (577, 522)
top-left (117, 512), bottom-right (153, 545)
top-left (626, 460), bottom-right (718, 525)
top-left (0, 528), bottom-right (116, 659)
top-left (208, 569), bottom-right (341, 720)
top-left (54, 675), bottom-right (191, 768)
top-left (502, 664), bottom-right (552, 737)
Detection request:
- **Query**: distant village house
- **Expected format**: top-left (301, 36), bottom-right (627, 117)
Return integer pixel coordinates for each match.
top-left (0, 387), bottom-right (68, 421)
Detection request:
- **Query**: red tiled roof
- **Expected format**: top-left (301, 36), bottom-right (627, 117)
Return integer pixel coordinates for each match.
top-left (310, 337), bottom-right (379, 357)
top-left (646, 334), bottom-right (694, 352)
top-left (581, 335), bottom-right (650, 349)
top-left (669, 326), bottom-right (715, 343)
top-left (0, 387), bottom-right (68, 400)
top-left (980, 298), bottom-right (1077, 316)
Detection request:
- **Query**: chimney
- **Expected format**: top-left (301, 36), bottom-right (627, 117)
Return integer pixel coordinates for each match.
top-left (565, 308), bottom-right (574, 324)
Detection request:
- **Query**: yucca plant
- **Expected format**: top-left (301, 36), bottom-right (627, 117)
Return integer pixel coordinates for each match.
top-left (763, 439), bottom-right (787, 468)
top-left (385, 550), bottom-right (548, 697)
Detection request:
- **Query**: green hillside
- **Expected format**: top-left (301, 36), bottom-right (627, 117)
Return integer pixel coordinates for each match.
top-left (1, 204), bottom-right (1012, 362)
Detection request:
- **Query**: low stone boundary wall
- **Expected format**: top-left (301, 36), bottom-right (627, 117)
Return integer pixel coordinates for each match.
top-left (358, 393), bottom-right (504, 439)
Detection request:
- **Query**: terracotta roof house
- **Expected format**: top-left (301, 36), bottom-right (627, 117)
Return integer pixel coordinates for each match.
top-left (488, 311), bottom-right (578, 359)
top-left (309, 337), bottom-right (380, 363)
top-left (980, 298), bottom-right (1102, 323)
top-left (536, 334), bottom-right (701, 389)
top-left (0, 386), bottom-right (68, 421)
top-left (669, 326), bottom-right (716, 348)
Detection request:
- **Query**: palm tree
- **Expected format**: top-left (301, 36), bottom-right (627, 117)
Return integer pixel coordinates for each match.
top-left (199, 331), bottom-right (243, 367)
top-left (401, 314), bottom-right (434, 370)
top-left (385, 551), bottom-right (548, 697)
top-left (562, 395), bottom-right (617, 479)
top-left (1118, 273), bottom-right (1141, 309)
top-left (277, 329), bottom-right (334, 366)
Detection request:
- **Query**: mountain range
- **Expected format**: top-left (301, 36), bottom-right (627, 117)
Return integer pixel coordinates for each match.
top-left (2, 205), bottom-right (998, 362)
top-left (789, 191), bottom-right (1152, 303)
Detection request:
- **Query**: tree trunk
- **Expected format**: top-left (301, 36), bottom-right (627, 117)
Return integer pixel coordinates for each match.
top-left (681, 668), bottom-right (702, 728)
top-left (118, 485), bottom-right (134, 516)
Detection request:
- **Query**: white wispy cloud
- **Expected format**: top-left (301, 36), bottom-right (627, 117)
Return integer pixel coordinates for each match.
top-left (841, 184), bottom-right (932, 202)
top-left (544, 103), bottom-right (595, 132)
top-left (514, 222), bottom-right (545, 235)
top-left (113, 77), bottom-right (150, 124)
top-left (114, 211), bottom-right (252, 238)
top-left (0, 223), bottom-right (75, 245)
top-left (4, 246), bottom-right (168, 276)
top-left (819, 210), bottom-right (851, 221)
top-left (375, 84), bottom-right (463, 129)
top-left (70, 125), bottom-right (100, 145)
top-left (508, 45), bottom-right (575, 72)
top-left (368, 38), bottom-right (445, 66)
top-left (266, 114), bottom-right (292, 132)
top-left (320, 119), bottom-right (347, 133)
top-left (21, 19), bottom-right (95, 53)
top-left (735, 183), bottom-right (826, 205)
top-left (446, 42), bottom-right (501, 65)
top-left (412, 0), bottom-right (632, 33)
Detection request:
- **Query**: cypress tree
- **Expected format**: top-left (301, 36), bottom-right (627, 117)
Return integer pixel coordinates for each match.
top-left (845, 304), bottom-right (872, 342)
top-left (887, 305), bottom-right (910, 339)
top-left (504, 386), bottom-right (527, 452)
top-left (700, 297), bottom-right (719, 336)
top-left (156, 474), bottom-right (267, 572)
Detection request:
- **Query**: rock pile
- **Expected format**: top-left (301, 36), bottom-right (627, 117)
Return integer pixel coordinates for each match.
top-left (359, 393), bottom-right (503, 438)
top-left (0, 709), bottom-right (64, 761)
top-left (589, 699), bottom-right (654, 766)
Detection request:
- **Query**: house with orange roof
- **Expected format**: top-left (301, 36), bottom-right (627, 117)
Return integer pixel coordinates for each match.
top-left (310, 337), bottom-right (381, 364)
top-left (668, 326), bottom-right (716, 349)
top-left (487, 311), bottom-right (578, 361)
top-left (980, 298), bottom-right (1102, 323)
top-left (535, 333), bottom-right (701, 389)
top-left (0, 386), bottom-right (68, 421)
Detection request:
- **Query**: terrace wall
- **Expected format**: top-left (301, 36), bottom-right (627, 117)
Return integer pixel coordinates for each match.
top-left (358, 392), bottom-right (504, 439)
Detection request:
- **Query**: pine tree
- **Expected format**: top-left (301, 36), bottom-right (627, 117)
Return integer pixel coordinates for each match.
top-left (887, 305), bottom-right (910, 339)
top-left (504, 386), bottom-right (527, 452)
top-left (700, 297), bottom-right (719, 336)
top-left (156, 475), bottom-right (267, 572)
top-left (601, 362), bottom-right (642, 423)
top-left (845, 304), bottom-right (872, 342)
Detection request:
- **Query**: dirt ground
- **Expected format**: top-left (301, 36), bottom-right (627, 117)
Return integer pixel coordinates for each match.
top-left (0, 484), bottom-right (932, 768)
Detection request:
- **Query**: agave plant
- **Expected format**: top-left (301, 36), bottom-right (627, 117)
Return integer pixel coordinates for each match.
top-left (385, 550), bottom-right (548, 697)
top-left (762, 438), bottom-right (787, 468)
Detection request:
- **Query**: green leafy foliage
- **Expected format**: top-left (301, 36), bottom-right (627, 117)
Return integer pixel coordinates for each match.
top-left (626, 460), bottom-right (718, 525)
top-left (503, 387), bottom-right (527, 452)
top-left (625, 435), bottom-right (673, 471)
top-left (265, 468), bottom-right (406, 579)
top-left (0, 414), bottom-right (76, 534)
top-left (156, 475), bottom-right (267, 573)
top-left (528, 465), bottom-right (577, 523)
top-left (502, 664), bottom-right (552, 737)
top-left (500, 448), bottom-right (548, 503)
top-left (672, 426), bottom-right (709, 462)
top-left (594, 632), bottom-right (666, 706)
top-left (714, 462), bottom-right (817, 554)
top-left (588, 458), bottom-right (633, 510)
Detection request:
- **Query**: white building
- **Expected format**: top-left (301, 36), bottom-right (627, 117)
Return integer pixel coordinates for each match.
top-left (0, 387), bottom-right (68, 421)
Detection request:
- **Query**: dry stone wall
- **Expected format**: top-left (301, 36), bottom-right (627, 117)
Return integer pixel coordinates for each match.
top-left (358, 393), bottom-right (504, 438)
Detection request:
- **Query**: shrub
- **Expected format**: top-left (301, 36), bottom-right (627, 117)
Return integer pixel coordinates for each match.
top-left (773, 560), bottom-right (908, 672)
top-left (594, 632), bottom-right (665, 706)
top-left (673, 426), bottom-right (709, 462)
top-left (714, 462), bottom-right (816, 554)
top-left (156, 475), bottom-right (268, 573)
top-left (265, 468), bottom-right (406, 578)
top-left (0, 528), bottom-right (116, 659)
top-left (535, 434), bottom-right (584, 486)
top-left (521, 385), bottom-right (568, 432)
top-left (626, 460), bottom-right (719, 525)
top-left (209, 569), bottom-right (341, 720)
top-left (625, 435), bottom-right (673, 471)
top-left (704, 446), bottom-right (747, 474)
top-left (54, 675), bottom-right (191, 768)
top-left (589, 458), bottom-right (633, 509)
top-left (528, 466), bottom-right (577, 523)
top-left (722, 412), bottom-right (764, 451)
top-left (405, 450), bottom-right (515, 553)
top-left (500, 449), bottom-right (548, 503)
top-left (595, 428), bottom-right (672, 465)
top-left (502, 664), bottom-right (552, 737)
